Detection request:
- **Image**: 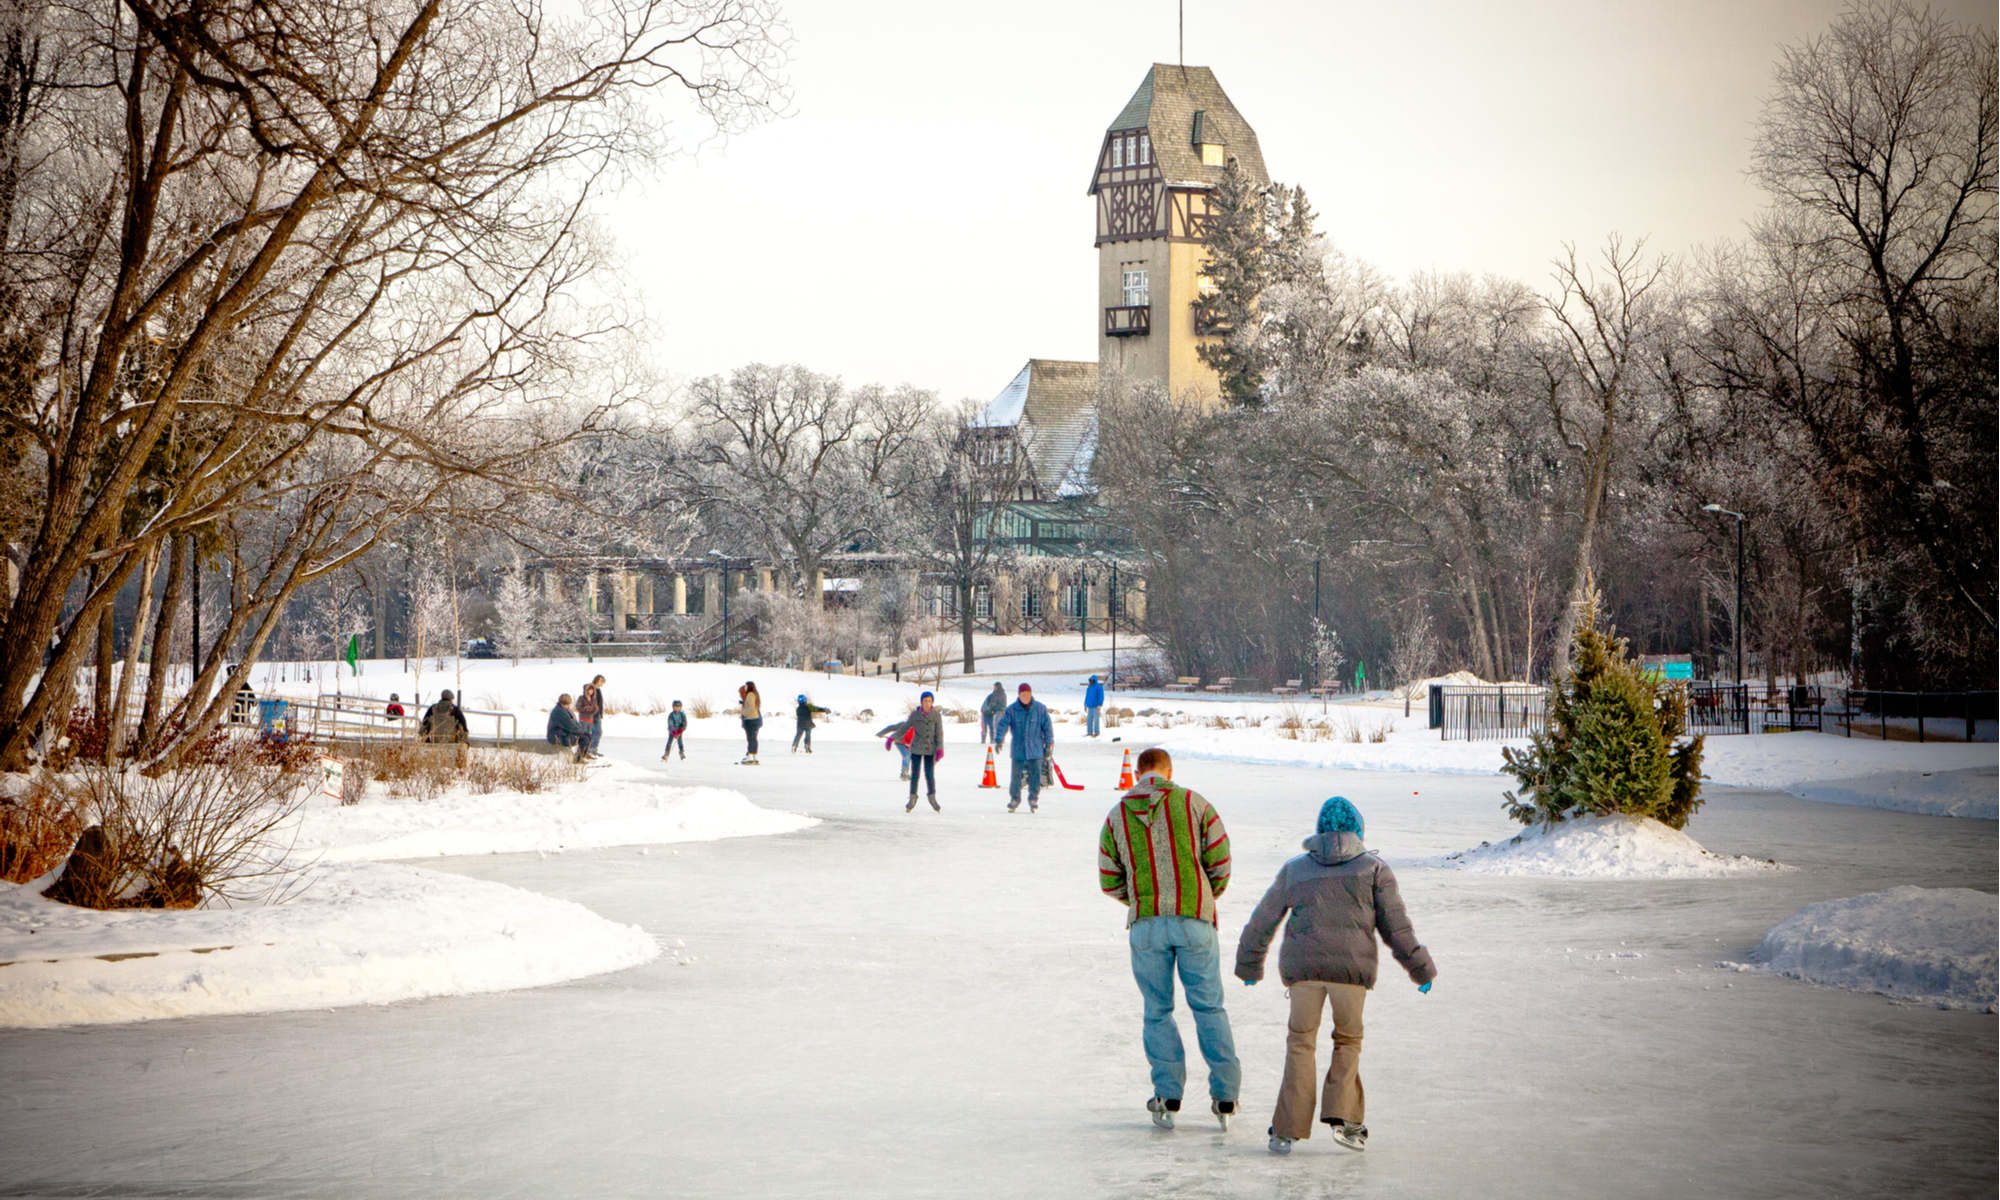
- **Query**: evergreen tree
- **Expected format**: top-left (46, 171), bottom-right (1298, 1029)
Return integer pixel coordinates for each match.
top-left (1194, 158), bottom-right (1273, 406)
top-left (1501, 608), bottom-right (1705, 829)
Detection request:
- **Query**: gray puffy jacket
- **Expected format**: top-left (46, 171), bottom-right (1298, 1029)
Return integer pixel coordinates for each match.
top-left (903, 707), bottom-right (945, 755)
top-left (1233, 832), bottom-right (1437, 989)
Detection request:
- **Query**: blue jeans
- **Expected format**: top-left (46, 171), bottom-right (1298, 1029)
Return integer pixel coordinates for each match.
top-left (896, 742), bottom-right (911, 773)
top-left (1087, 706), bottom-right (1102, 736)
top-left (981, 714), bottom-right (997, 744)
top-left (1007, 756), bottom-right (1043, 807)
top-left (1129, 916), bottom-right (1240, 1103)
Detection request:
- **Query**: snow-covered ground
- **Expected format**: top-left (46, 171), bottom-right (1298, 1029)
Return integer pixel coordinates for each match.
top-left (0, 760), bottom-right (812, 1028)
top-left (1437, 813), bottom-right (1790, 878)
top-left (1786, 766), bottom-right (1998, 820)
top-left (2, 645), bottom-right (1991, 1195)
top-left (1747, 886), bottom-right (1998, 1011)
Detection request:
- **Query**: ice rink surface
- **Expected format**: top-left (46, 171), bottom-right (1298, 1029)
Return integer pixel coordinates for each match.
top-left (1, 731), bottom-right (1992, 1198)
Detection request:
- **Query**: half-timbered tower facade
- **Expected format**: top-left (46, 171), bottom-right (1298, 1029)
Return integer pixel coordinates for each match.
top-left (1090, 64), bottom-right (1269, 408)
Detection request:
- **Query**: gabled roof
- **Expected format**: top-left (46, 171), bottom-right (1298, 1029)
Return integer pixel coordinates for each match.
top-left (973, 359), bottom-right (1101, 498)
top-left (1099, 64), bottom-right (1268, 191)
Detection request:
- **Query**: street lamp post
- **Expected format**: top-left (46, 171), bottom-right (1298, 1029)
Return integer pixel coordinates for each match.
top-left (1702, 505), bottom-right (1745, 684)
top-left (1109, 562), bottom-right (1118, 691)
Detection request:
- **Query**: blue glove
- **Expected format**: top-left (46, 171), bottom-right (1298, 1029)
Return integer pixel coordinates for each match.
top-left (1418, 981), bottom-right (1432, 994)
top-left (1242, 979), bottom-right (1257, 987)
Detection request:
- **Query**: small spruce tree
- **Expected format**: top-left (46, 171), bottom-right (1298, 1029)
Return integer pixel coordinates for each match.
top-left (1501, 610), bottom-right (1705, 829)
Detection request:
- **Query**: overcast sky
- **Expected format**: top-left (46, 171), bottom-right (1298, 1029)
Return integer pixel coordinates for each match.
top-left (603, 0), bottom-right (1996, 406)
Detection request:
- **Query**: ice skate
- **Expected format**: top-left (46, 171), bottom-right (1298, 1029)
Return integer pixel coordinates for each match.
top-left (905, 796), bottom-right (917, 812)
top-left (1146, 1097), bottom-right (1178, 1130)
top-left (1212, 1099), bottom-right (1236, 1131)
top-left (1267, 1131), bottom-right (1294, 1155)
top-left (927, 793), bottom-right (940, 812)
top-left (1325, 1119), bottom-right (1368, 1152)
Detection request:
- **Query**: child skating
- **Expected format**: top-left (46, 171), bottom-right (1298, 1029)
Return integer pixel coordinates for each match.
top-left (792, 694), bottom-right (829, 753)
top-left (1234, 796), bottom-right (1436, 1155)
top-left (662, 700), bottom-right (688, 761)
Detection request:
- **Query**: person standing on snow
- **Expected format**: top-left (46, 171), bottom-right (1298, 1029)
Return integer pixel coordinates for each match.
top-left (793, 694), bottom-right (830, 753)
top-left (992, 683), bottom-right (1054, 813)
top-left (875, 714), bottom-right (913, 781)
top-left (1234, 796), bottom-right (1437, 1156)
top-left (738, 681), bottom-right (763, 764)
top-left (420, 689), bottom-right (469, 744)
top-left (663, 700), bottom-right (688, 761)
top-left (576, 676), bottom-right (605, 759)
top-left (1097, 747), bottom-right (1240, 1131)
top-left (901, 691), bottom-right (945, 812)
top-left (980, 682), bottom-right (1007, 745)
top-left (1084, 674), bottom-right (1106, 737)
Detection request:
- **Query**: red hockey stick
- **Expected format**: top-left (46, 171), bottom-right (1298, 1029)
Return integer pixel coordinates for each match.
top-left (1049, 760), bottom-right (1086, 790)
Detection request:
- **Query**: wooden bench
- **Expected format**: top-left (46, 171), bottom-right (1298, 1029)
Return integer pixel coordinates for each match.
top-left (1271, 678), bottom-right (1304, 696)
top-left (1310, 683), bottom-right (1340, 698)
top-left (1203, 677), bottom-right (1238, 693)
top-left (1162, 677), bottom-right (1202, 692)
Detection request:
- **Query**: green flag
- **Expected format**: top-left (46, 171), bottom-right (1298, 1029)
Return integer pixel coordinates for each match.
top-left (345, 634), bottom-right (361, 675)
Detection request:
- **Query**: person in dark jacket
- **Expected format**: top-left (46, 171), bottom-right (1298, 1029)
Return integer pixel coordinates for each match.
top-left (980, 682), bottom-right (1007, 745)
top-left (992, 683), bottom-right (1054, 812)
top-left (547, 694), bottom-right (586, 760)
top-left (901, 691), bottom-right (945, 812)
top-left (421, 689), bottom-right (469, 744)
top-left (663, 700), bottom-right (688, 761)
top-left (875, 714), bottom-right (912, 780)
top-left (576, 675), bottom-right (606, 757)
top-left (1234, 796), bottom-right (1436, 1156)
top-left (792, 694), bottom-right (830, 753)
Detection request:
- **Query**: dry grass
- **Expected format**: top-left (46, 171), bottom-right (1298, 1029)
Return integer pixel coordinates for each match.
top-left (689, 695), bottom-right (714, 719)
top-left (465, 749), bottom-right (583, 794)
top-left (607, 694), bottom-right (665, 717)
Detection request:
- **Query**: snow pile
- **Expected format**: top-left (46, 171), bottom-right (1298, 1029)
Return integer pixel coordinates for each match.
top-left (1785, 767), bottom-right (1997, 821)
top-left (1752, 886), bottom-right (1997, 1011)
top-left (1439, 813), bottom-right (1786, 878)
top-left (1397, 669), bottom-right (1489, 699)
top-left (292, 760), bottom-right (816, 861)
top-left (0, 863), bottom-right (659, 1028)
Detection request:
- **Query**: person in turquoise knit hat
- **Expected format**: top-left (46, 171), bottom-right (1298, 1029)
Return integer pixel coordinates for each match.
top-left (1234, 796), bottom-right (1437, 1156)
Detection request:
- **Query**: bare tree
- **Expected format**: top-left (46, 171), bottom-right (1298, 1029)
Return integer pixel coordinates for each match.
top-left (677, 365), bottom-right (931, 593)
top-left (0, 0), bottom-right (788, 768)
top-left (1538, 237), bottom-right (1669, 679)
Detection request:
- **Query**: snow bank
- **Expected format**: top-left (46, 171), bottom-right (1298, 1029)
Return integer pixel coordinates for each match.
top-left (1751, 886), bottom-right (1997, 1011)
top-left (292, 759), bottom-right (816, 861)
top-left (1438, 813), bottom-right (1787, 878)
top-left (0, 863), bottom-right (659, 1028)
top-left (1784, 767), bottom-right (1997, 821)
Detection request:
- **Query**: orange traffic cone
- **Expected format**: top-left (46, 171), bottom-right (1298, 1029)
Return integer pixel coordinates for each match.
top-left (1116, 748), bottom-right (1134, 790)
top-left (979, 745), bottom-right (1000, 789)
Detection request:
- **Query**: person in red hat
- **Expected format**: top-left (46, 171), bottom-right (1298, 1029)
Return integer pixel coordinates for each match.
top-left (992, 682), bottom-right (1054, 812)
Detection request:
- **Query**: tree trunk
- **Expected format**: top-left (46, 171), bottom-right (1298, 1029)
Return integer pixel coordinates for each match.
top-left (959, 580), bottom-right (976, 672)
top-left (138, 536), bottom-right (185, 750)
top-left (106, 542), bottom-right (162, 760)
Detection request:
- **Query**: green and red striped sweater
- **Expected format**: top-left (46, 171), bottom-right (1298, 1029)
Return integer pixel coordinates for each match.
top-left (1098, 774), bottom-right (1232, 926)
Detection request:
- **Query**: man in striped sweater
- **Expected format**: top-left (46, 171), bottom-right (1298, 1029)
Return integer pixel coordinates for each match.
top-left (1097, 747), bottom-right (1242, 1130)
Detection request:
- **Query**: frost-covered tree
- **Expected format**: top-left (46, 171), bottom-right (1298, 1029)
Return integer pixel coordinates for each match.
top-left (493, 557), bottom-right (540, 665)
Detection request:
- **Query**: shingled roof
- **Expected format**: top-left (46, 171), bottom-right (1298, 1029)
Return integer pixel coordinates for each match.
top-left (1102, 64), bottom-right (1268, 190)
top-left (972, 359), bottom-right (1102, 498)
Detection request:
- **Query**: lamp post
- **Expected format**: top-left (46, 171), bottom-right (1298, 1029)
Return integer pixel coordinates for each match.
top-left (708, 550), bottom-right (731, 664)
top-left (1702, 505), bottom-right (1745, 684)
top-left (1109, 562), bottom-right (1118, 691)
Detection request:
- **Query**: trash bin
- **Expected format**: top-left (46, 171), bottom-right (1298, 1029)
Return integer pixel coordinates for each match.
top-left (257, 698), bottom-right (291, 740)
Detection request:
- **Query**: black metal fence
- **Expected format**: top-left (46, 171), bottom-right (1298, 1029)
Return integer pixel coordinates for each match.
top-left (1436, 686), bottom-right (1550, 742)
top-left (1433, 681), bottom-right (1996, 743)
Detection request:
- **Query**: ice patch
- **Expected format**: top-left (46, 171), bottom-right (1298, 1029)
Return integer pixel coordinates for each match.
top-left (1437, 813), bottom-right (1787, 878)
top-left (1750, 886), bottom-right (1997, 1011)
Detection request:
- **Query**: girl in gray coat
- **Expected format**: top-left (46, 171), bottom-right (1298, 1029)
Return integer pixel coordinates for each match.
top-left (1234, 796), bottom-right (1436, 1156)
top-left (901, 691), bottom-right (945, 813)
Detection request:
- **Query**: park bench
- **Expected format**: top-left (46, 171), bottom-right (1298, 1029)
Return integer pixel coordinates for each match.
top-left (1163, 677), bottom-right (1202, 692)
top-left (1272, 678), bottom-right (1304, 696)
top-left (1310, 683), bottom-right (1340, 698)
top-left (1203, 677), bottom-right (1238, 693)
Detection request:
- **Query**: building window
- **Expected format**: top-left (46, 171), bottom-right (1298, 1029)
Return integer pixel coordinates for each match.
top-left (1122, 266), bottom-right (1149, 307)
top-left (1111, 136), bottom-right (1123, 168)
top-left (1022, 590), bottom-right (1042, 621)
top-left (975, 586), bottom-right (992, 620)
top-left (1201, 143), bottom-right (1225, 167)
top-left (1139, 132), bottom-right (1151, 164)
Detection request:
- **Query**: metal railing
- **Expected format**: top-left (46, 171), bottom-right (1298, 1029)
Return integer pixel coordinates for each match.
top-left (1831, 690), bottom-right (1997, 743)
top-left (308, 694), bottom-right (518, 745)
top-left (1438, 685), bottom-right (1549, 742)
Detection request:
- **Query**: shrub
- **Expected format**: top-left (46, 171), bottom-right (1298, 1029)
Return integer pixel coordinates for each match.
top-left (1502, 612), bottom-right (1705, 830)
top-left (1, 772), bottom-right (89, 883)
top-left (42, 746), bottom-right (313, 909)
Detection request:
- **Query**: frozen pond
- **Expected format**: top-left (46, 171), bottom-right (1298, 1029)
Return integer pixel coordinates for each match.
top-left (1, 734), bottom-right (1992, 1197)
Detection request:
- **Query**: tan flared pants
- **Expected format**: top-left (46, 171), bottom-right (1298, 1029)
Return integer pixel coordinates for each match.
top-left (1270, 981), bottom-right (1366, 1138)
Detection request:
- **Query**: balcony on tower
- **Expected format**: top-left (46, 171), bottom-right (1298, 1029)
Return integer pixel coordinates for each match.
top-left (1103, 304), bottom-right (1151, 337)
